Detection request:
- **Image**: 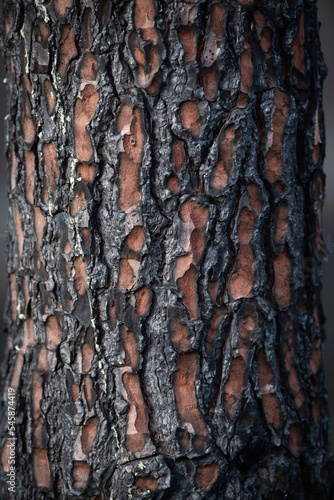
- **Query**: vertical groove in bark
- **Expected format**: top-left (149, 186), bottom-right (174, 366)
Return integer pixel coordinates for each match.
top-left (0, 0), bottom-right (333, 498)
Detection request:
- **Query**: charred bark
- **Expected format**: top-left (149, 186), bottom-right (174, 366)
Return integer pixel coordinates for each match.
top-left (0, 0), bottom-right (333, 498)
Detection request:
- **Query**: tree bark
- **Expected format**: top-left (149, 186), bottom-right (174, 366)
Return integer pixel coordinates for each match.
top-left (0, 0), bottom-right (333, 498)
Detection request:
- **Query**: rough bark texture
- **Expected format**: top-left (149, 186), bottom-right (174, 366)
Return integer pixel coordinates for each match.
top-left (0, 0), bottom-right (333, 498)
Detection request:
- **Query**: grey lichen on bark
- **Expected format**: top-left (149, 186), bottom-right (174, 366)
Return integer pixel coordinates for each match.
top-left (0, 0), bottom-right (333, 498)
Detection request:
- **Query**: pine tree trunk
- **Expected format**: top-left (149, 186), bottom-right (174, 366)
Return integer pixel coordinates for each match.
top-left (0, 0), bottom-right (333, 498)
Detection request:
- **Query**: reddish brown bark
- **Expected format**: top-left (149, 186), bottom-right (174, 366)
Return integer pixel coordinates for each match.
top-left (0, 0), bottom-right (333, 498)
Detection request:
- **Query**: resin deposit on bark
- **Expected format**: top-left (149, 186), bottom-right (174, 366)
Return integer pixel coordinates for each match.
top-left (0, 0), bottom-right (333, 499)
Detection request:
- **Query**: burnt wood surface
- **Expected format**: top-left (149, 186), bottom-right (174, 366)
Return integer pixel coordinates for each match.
top-left (0, 0), bottom-right (333, 498)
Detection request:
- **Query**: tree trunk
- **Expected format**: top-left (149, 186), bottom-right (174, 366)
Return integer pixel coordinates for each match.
top-left (0, 0), bottom-right (333, 498)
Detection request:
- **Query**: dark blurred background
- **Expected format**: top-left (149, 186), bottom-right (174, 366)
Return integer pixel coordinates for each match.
top-left (317, 0), bottom-right (334, 449)
top-left (0, 2), bottom-right (332, 447)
